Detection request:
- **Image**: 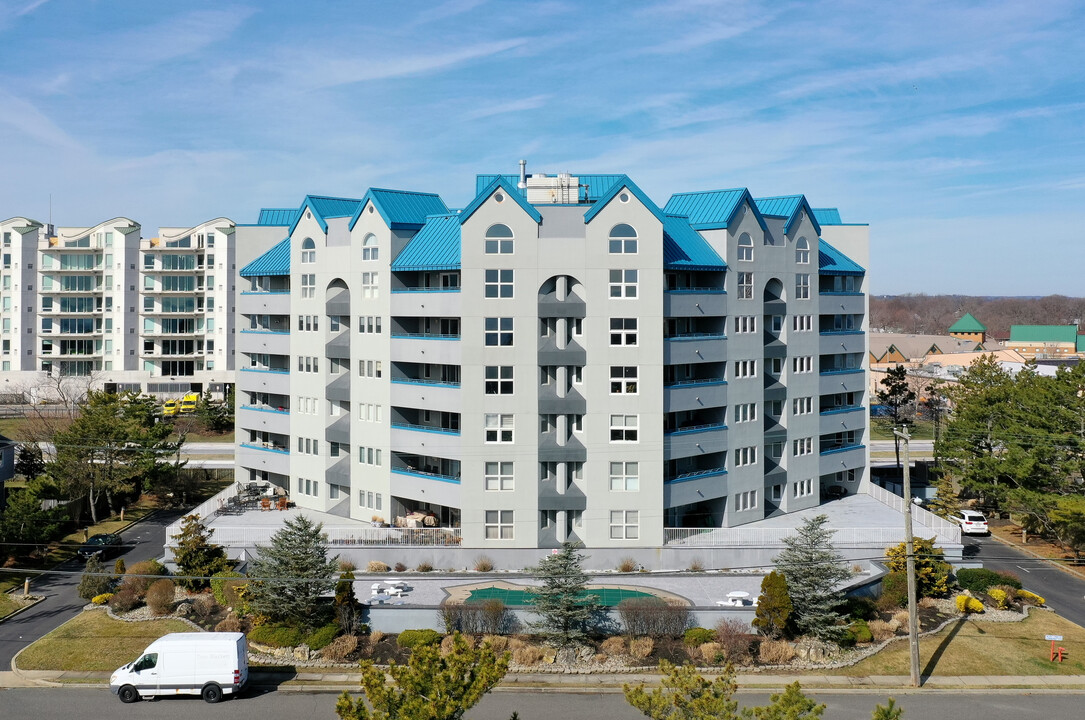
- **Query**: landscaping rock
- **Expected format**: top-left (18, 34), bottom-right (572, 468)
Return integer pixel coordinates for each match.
top-left (293, 644), bottom-right (311, 662)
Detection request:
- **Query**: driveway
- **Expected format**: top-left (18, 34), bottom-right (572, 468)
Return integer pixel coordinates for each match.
top-left (0, 509), bottom-right (186, 668)
top-left (964, 534), bottom-right (1085, 628)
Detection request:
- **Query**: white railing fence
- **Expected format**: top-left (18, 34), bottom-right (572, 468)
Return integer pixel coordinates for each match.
top-left (664, 526), bottom-right (920, 547)
top-left (164, 484), bottom-right (238, 542)
top-left (866, 483), bottom-right (961, 544)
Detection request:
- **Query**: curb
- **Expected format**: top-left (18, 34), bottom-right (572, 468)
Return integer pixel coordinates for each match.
top-left (986, 533), bottom-right (1085, 582)
top-left (0, 594), bottom-right (45, 626)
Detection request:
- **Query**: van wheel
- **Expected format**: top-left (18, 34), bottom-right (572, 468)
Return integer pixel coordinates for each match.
top-left (202, 683), bottom-right (223, 703)
top-left (118, 685), bottom-right (140, 704)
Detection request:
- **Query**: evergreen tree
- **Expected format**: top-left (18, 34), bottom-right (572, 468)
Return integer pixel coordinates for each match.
top-left (14, 443), bottom-right (46, 481)
top-left (526, 541), bottom-right (601, 647)
top-left (752, 571), bottom-right (793, 639)
top-left (336, 632), bottom-right (509, 720)
top-left (0, 480), bottom-right (63, 552)
top-left (925, 474), bottom-right (959, 520)
top-left (876, 365), bottom-right (916, 469)
top-left (870, 698), bottom-right (904, 720)
top-left (334, 569), bottom-right (360, 633)
top-left (169, 514), bottom-right (231, 590)
top-left (774, 515), bottom-right (851, 641)
top-left (77, 555), bottom-right (114, 600)
top-left (745, 682), bottom-right (825, 720)
top-left (246, 514), bottom-right (339, 628)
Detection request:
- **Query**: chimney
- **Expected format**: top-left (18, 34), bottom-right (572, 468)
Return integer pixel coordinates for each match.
top-left (518, 159), bottom-right (527, 189)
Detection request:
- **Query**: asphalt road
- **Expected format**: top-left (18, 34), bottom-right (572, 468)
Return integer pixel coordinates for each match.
top-left (0, 687), bottom-right (1082, 719)
top-left (963, 534), bottom-right (1085, 628)
top-left (0, 509), bottom-right (186, 668)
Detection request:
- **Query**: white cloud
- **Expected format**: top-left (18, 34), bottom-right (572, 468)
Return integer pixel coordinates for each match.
top-left (463, 95), bottom-right (550, 121)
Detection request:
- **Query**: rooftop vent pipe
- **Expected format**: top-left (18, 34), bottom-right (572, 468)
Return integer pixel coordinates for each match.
top-left (518, 159), bottom-right (527, 189)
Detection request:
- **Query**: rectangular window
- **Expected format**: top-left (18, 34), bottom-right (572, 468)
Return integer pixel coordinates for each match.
top-left (609, 461), bottom-right (639, 491)
top-left (793, 478), bottom-right (813, 497)
top-left (484, 510), bottom-right (514, 539)
top-left (610, 366), bottom-right (638, 394)
top-left (734, 402), bottom-right (757, 423)
top-left (792, 397), bottom-right (813, 415)
top-left (734, 490), bottom-right (758, 511)
top-left (484, 317), bottom-right (513, 346)
top-left (734, 315), bottom-right (756, 334)
top-left (796, 273), bottom-right (810, 299)
top-left (609, 269), bottom-right (638, 298)
top-left (792, 356), bottom-right (813, 374)
top-left (361, 272), bottom-right (379, 298)
top-left (609, 414), bottom-right (639, 443)
top-left (737, 272), bottom-right (753, 299)
top-left (792, 314), bottom-right (812, 332)
top-left (771, 484), bottom-right (784, 502)
top-left (301, 274), bottom-right (315, 298)
top-left (733, 359), bottom-right (756, 378)
top-left (734, 446), bottom-right (758, 467)
top-left (485, 366), bottom-right (513, 395)
top-left (485, 413), bottom-right (514, 443)
top-left (609, 510), bottom-right (639, 540)
top-left (484, 461), bottom-right (514, 491)
top-left (484, 269), bottom-right (514, 298)
top-left (609, 318), bottom-right (637, 346)
top-left (792, 437), bottom-right (813, 457)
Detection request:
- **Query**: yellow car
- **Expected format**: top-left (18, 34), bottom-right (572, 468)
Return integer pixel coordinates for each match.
top-left (162, 399), bottom-right (180, 416)
top-left (179, 393), bottom-right (199, 414)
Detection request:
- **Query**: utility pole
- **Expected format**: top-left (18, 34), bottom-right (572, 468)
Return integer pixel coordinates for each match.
top-left (894, 425), bottom-right (922, 687)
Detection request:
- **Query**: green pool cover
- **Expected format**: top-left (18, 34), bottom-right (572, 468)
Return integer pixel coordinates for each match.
top-left (465, 586), bottom-right (655, 607)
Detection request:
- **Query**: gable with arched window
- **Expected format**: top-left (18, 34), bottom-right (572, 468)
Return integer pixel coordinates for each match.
top-left (795, 237), bottom-right (809, 264)
top-left (301, 238), bottom-right (316, 263)
top-left (485, 224), bottom-right (513, 254)
top-left (737, 232), bottom-right (753, 262)
top-left (609, 223), bottom-right (637, 254)
top-left (362, 234), bottom-right (379, 261)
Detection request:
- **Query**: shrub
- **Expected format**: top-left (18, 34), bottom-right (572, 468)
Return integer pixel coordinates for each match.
top-left (758, 639), bottom-right (796, 664)
top-left (714, 618), bottom-right (754, 662)
top-left (366, 560), bottom-right (390, 573)
top-left (123, 559), bottom-right (168, 598)
top-left (146, 579), bottom-right (176, 616)
top-left (113, 558), bottom-right (126, 577)
top-left (868, 620), bottom-right (897, 642)
top-left (698, 642), bottom-right (723, 664)
top-left (956, 568), bottom-right (1021, 593)
top-left (918, 596), bottom-right (938, 609)
top-left (995, 570), bottom-right (1023, 588)
top-left (884, 537), bottom-right (951, 597)
top-left (618, 597), bottom-right (690, 638)
top-left (77, 556), bottom-right (114, 600)
top-left (847, 619), bottom-right (873, 644)
top-left (191, 594), bottom-right (220, 622)
top-left (683, 627), bottom-right (716, 646)
top-left (249, 624), bottom-right (304, 647)
top-left (307, 623), bottom-right (340, 650)
top-left (109, 586), bottom-right (141, 613)
top-left (338, 560), bottom-right (357, 572)
top-left (617, 557), bottom-right (638, 573)
top-left (416, 560), bottom-right (434, 572)
top-left (211, 571), bottom-right (246, 608)
top-left (323, 634), bottom-right (358, 663)
top-left (753, 571), bottom-right (793, 638)
top-left (473, 555), bottom-right (494, 572)
top-left (987, 588), bottom-right (1008, 609)
top-left (1018, 589), bottom-right (1045, 606)
top-left (600, 636), bottom-right (626, 655)
top-left (956, 594), bottom-right (984, 614)
top-left (439, 600), bottom-right (512, 635)
top-left (441, 633), bottom-right (476, 656)
top-left (687, 558), bottom-right (705, 572)
top-left (512, 645), bottom-right (545, 665)
top-left (838, 596), bottom-right (877, 621)
top-left (394, 562), bottom-right (407, 572)
top-left (629, 636), bottom-right (654, 659)
top-left (877, 571), bottom-right (908, 611)
top-left (91, 593), bottom-right (114, 605)
top-left (396, 629), bottom-right (442, 650)
top-left (891, 610), bottom-right (910, 627)
top-left (215, 615), bottom-right (242, 633)
top-left (990, 584), bottom-right (1018, 605)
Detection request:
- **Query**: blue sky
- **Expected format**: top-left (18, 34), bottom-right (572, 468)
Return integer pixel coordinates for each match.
top-left (1, 0), bottom-right (1083, 296)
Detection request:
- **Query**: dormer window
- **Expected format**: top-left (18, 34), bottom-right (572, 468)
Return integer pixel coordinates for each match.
top-left (737, 233), bottom-right (753, 262)
top-left (796, 237), bottom-right (810, 264)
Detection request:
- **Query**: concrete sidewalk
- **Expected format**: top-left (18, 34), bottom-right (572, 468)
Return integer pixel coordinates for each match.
top-left (9, 668), bottom-right (1085, 692)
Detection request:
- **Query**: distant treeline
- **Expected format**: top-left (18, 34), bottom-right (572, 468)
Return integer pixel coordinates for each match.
top-left (870, 295), bottom-right (1085, 337)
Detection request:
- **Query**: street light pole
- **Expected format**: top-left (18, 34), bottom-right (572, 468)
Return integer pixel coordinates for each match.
top-left (894, 425), bottom-right (921, 687)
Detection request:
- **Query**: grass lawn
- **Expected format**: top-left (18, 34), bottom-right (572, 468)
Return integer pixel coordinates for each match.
top-left (0, 592), bottom-right (19, 619)
top-left (16, 610), bottom-right (197, 671)
top-left (869, 419), bottom-right (936, 441)
top-left (830, 611), bottom-right (1085, 677)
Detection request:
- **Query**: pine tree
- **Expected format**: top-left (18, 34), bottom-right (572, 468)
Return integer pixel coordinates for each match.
top-left (247, 514), bottom-right (339, 628)
top-left (876, 365), bottom-right (916, 469)
top-left (745, 682), bottom-right (825, 720)
top-left (870, 698), bottom-right (904, 720)
top-left (752, 571), bottom-right (793, 639)
top-left (14, 443), bottom-right (46, 481)
top-left (334, 569), bottom-right (359, 633)
top-left (77, 555), bottom-right (113, 600)
top-left (170, 514), bottom-right (231, 591)
top-left (774, 515), bottom-right (851, 642)
top-left (526, 541), bottom-right (601, 647)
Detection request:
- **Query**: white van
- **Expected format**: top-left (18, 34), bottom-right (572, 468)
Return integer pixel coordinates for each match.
top-left (110, 632), bottom-right (248, 704)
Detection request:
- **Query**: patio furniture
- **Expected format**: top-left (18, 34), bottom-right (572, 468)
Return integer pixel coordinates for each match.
top-left (260, 497), bottom-right (272, 511)
top-left (276, 496), bottom-right (288, 511)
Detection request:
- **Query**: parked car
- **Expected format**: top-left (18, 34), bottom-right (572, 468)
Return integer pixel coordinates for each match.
top-left (111, 632), bottom-right (248, 703)
top-left (76, 533), bottom-right (123, 560)
top-left (953, 510), bottom-right (989, 536)
top-left (824, 485), bottom-right (848, 500)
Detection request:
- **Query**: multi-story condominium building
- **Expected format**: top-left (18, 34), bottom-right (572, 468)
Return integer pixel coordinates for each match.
top-left (0, 216), bottom-right (236, 398)
top-left (236, 169), bottom-right (870, 549)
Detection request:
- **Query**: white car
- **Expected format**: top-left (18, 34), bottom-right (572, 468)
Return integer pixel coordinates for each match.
top-left (953, 510), bottom-right (989, 536)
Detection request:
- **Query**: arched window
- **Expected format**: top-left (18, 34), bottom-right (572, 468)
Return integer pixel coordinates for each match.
top-left (485, 224), bottom-right (513, 254)
top-left (362, 234), bottom-right (378, 261)
top-left (301, 238), bottom-right (316, 264)
top-left (795, 237), bottom-right (809, 264)
top-left (737, 233), bottom-right (753, 262)
top-left (609, 224), bottom-right (637, 254)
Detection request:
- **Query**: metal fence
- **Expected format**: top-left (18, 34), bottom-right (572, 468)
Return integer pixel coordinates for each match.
top-left (866, 483), bottom-right (961, 544)
top-left (663, 526), bottom-right (915, 547)
top-left (165, 524), bottom-right (462, 548)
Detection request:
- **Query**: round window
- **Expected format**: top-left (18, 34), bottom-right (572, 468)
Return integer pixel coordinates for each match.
top-left (619, 192), bottom-right (630, 203)
top-left (368, 205), bottom-right (374, 214)
top-left (494, 192), bottom-right (505, 203)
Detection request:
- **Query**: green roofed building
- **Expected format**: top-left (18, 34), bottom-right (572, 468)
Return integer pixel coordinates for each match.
top-left (947, 313), bottom-right (986, 343)
top-left (1007, 324), bottom-right (1081, 359)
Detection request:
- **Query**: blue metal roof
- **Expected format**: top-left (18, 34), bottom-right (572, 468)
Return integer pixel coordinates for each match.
top-left (818, 240), bottom-right (865, 275)
top-left (475, 174), bottom-right (625, 203)
top-left (288, 195), bottom-right (363, 235)
top-left (349, 188), bottom-right (448, 231)
top-left (754, 195), bottom-right (821, 236)
top-left (256, 208), bottom-right (302, 226)
top-left (240, 237), bottom-right (291, 277)
top-left (390, 214), bottom-right (461, 271)
top-left (663, 188), bottom-right (768, 233)
top-left (812, 207), bottom-right (842, 225)
top-left (460, 176), bottom-right (542, 225)
top-left (583, 175), bottom-right (665, 224)
top-left (662, 215), bottom-right (726, 270)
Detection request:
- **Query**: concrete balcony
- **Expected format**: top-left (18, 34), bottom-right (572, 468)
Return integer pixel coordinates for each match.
top-left (663, 468), bottom-right (728, 508)
top-left (818, 444), bottom-right (866, 471)
top-left (326, 372), bottom-right (351, 402)
top-left (818, 369), bottom-right (865, 396)
top-left (663, 289), bottom-right (726, 317)
top-left (663, 379), bottom-right (727, 414)
top-left (390, 288), bottom-right (462, 317)
top-left (537, 386), bottom-right (586, 414)
top-left (537, 338), bottom-right (586, 366)
top-left (390, 423), bottom-right (462, 460)
top-left (326, 414), bottom-right (351, 444)
top-left (538, 432), bottom-right (587, 462)
top-left (239, 290), bottom-right (291, 316)
top-left (326, 290), bottom-right (350, 316)
top-left (389, 467), bottom-right (461, 508)
top-left (664, 423), bottom-right (728, 461)
top-left (237, 367), bottom-right (291, 396)
top-left (819, 332), bottom-right (864, 356)
top-left (325, 331), bottom-right (350, 360)
top-left (819, 292), bottom-right (865, 315)
top-left (326, 456), bottom-right (351, 486)
top-left (389, 378), bottom-right (461, 412)
top-left (663, 334), bottom-right (727, 365)
top-left (819, 406), bottom-right (865, 436)
top-left (236, 442), bottom-right (290, 476)
top-left (238, 404), bottom-right (290, 436)
top-left (537, 292), bottom-right (586, 319)
top-left (240, 329), bottom-right (290, 356)
top-left (537, 480), bottom-right (587, 511)
top-left (390, 336), bottom-right (461, 365)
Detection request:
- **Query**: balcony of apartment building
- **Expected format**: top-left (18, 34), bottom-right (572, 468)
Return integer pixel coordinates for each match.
top-left (538, 413), bottom-right (588, 462)
top-left (537, 316), bottom-right (586, 366)
top-left (663, 453), bottom-right (728, 510)
top-left (140, 298), bottom-right (204, 316)
top-left (142, 318), bottom-right (201, 337)
top-left (390, 453), bottom-right (462, 511)
top-left (239, 352), bottom-right (291, 394)
top-left (41, 359), bottom-right (102, 377)
top-left (39, 298), bottom-right (104, 315)
top-left (391, 270), bottom-right (462, 316)
top-left (39, 317), bottom-right (102, 338)
top-left (819, 391), bottom-right (864, 435)
top-left (37, 339), bottom-right (101, 358)
top-left (140, 339), bottom-right (203, 359)
top-left (238, 429), bottom-right (290, 456)
top-left (538, 461), bottom-right (588, 511)
top-left (241, 276), bottom-right (291, 315)
top-left (537, 365), bottom-right (586, 414)
top-left (663, 362), bottom-right (727, 413)
top-left (389, 362), bottom-right (461, 410)
top-left (390, 407), bottom-right (461, 458)
top-left (43, 257), bottom-right (105, 274)
top-left (819, 430), bottom-right (865, 469)
top-left (142, 234), bottom-right (210, 252)
top-left (664, 408), bottom-right (728, 460)
top-left (46, 278), bottom-right (104, 294)
top-left (537, 275), bottom-right (586, 319)
top-left (241, 314), bottom-right (290, 355)
top-left (326, 358), bottom-right (351, 402)
top-left (663, 270), bottom-right (726, 317)
top-left (390, 316), bottom-right (461, 365)
top-left (818, 314), bottom-right (864, 355)
top-left (142, 277), bottom-right (204, 295)
top-left (663, 317), bottom-right (727, 364)
top-left (818, 352), bottom-right (865, 396)
top-left (819, 275), bottom-right (865, 315)
top-left (325, 317), bottom-right (350, 360)
top-left (240, 391), bottom-right (291, 436)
